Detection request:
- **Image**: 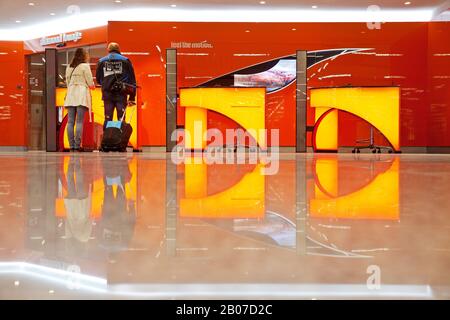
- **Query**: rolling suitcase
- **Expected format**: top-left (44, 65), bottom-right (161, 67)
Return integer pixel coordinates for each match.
top-left (101, 111), bottom-right (133, 152)
top-left (81, 112), bottom-right (96, 151)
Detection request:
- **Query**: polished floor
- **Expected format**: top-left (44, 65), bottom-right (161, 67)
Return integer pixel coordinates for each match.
top-left (0, 152), bottom-right (449, 299)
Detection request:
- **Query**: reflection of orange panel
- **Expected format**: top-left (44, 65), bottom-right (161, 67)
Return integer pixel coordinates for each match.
top-left (265, 161), bottom-right (297, 221)
top-left (55, 156), bottom-right (137, 220)
top-left (180, 164), bottom-right (265, 219)
top-left (310, 159), bottom-right (399, 220)
top-left (55, 199), bottom-right (66, 217)
top-left (90, 178), bottom-right (104, 220)
top-left (125, 157), bottom-right (138, 203)
top-left (314, 157), bottom-right (338, 198)
top-left (184, 161), bottom-right (207, 198)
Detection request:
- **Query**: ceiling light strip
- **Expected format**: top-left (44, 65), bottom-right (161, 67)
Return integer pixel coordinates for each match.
top-left (0, 8), bottom-right (436, 40)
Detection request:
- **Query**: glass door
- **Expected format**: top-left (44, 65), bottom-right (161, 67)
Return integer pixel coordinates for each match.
top-left (27, 53), bottom-right (46, 150)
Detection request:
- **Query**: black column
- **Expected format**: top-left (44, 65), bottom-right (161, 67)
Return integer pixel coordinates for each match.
top-left (166, 49), bottom-right (177, 152)
top-left (45, 48), bottom-right (57, 152)
top-left (296, 50), bottom-right (307, 153)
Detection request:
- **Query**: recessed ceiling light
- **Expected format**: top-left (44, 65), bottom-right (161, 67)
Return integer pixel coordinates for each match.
top-left (115, 0), bottom-right (122, 3)
top-left (128, 28), bottom-right (133, 31)
top-left (172, 26), bottom-right (177, 29)
top-left (404, 1), bottom-right (411, 5)
top-left (15, 20), bottom-right (21, 23)
top-left (312, 5), bottom-right (318, 9)
top-left (259, 1), bottom-right (266, 4)
top-left (245, 30), bottom-right (250, 33)
top-left (170, 4), bottom-right (177, 7)
top-left (292, 28), bottom-right (297, 31)
top-left (28, 2), bottom-right (35, 6)
top-left (50, 13), bottom-right (55, 16)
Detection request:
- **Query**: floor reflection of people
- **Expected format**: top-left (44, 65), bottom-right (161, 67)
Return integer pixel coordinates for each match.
top-left (97, 158), bottom-right (136, 252)
top-left (63, 156), bottom-right (93, 255)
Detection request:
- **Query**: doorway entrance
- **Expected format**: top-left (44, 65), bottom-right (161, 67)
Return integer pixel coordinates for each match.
top-left (27, 53), bottom-right (46, 150)
top-left (26, 44), bottom-right (106, 151)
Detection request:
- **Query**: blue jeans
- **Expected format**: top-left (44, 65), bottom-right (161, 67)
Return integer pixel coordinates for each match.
top-left (104, 100), bottom-right (126, 129)
top-left (66, 106), bottom-right (87, 149)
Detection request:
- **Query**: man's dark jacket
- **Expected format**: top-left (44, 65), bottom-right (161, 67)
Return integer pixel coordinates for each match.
top-left (96, 51), bottom-right (137, 102)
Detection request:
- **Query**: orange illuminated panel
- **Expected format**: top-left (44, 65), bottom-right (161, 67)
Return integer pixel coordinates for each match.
top-left (185, 107), bottom-right (207, 150)
top-left (313, 108), bottom-right (338, 151)
top-left (311, 87), bottom-right (400, 151)
top-left (180, 87), bottom-right (266, 149)
top-left (56, 87), bottom-right (138, 149)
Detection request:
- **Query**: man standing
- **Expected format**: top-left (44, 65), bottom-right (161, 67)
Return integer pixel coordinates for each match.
top-left (96, 42), bottom-right (137, 129)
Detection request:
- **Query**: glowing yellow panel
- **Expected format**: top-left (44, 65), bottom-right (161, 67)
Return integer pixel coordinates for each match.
top-left (180, 88), bottom-right (266, 149)
top-left (56, 88), bottom-right (138, 149)
top-left (314, 108), bottom-right (338, 151)
top-left (311, 87), bottom-right (400, 151)
top-left (185, 107), bottom-right (207, 150)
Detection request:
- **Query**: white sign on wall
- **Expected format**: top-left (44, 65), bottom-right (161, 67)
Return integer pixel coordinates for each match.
top-left (170, 41), bottom-right (213, 49)
top-left (40, 32), bottom-right (83, 46)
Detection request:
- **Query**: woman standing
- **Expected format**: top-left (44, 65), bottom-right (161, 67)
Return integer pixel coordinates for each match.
top-left (64, 48), bottom-right (95, 152)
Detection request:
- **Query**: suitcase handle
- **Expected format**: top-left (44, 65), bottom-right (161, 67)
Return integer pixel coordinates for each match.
top-left (120, 104), bottom-right (137, 123)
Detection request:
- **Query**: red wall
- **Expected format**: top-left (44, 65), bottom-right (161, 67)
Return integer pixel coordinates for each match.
top-left (108, 21), bottom-right (447, 148)
top-left (428, 22), bottom-right (450, 147)
top-left (0, 41), bottom-right (26, 147)
top-left (0, 22), bottom-right (448, 149)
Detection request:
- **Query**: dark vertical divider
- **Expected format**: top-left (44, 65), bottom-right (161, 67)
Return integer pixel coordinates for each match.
top-left (166, 49), bottom-right (177, 152)
top-left (45, 48), bottom-right (57, 152)
top-left (296, 50), bottom-right (307, 153)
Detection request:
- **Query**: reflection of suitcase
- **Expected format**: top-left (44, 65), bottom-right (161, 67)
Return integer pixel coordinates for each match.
top-left (101, 120), bottom-right (132, 152)
top-left (93, 123), bottom-right (103, 150)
